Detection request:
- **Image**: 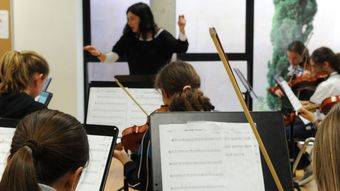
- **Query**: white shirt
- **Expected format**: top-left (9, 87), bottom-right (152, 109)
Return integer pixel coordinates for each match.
top-left (287, 65), bottom-right (304, 79)
top-left (310, 72), bottom-right (340, 104)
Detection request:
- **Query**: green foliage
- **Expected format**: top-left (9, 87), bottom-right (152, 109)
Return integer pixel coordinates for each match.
top-left (267, 0), bottom-right (317, 110)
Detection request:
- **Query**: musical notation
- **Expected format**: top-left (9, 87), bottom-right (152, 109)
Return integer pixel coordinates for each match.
top-left (159, 122), bottom-right (265, 191)
top-left (0, 127), bottom-right (15, 179)
top-left (86, 87), bottom-right (163, 137)
top-left (76, 134), bottom-right (113, 191)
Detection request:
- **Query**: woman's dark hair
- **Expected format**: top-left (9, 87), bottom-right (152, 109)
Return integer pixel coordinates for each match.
top-left (311, 47), bottom-right (339, 73)
top-left (0, 109), bottom-right (89, 191)
top-left (123, 2), bottom-right (157, 40)
top-left (287, 40), bottom-right (309, 66)
top-left (335, 53), bottom-right (340, 69)
top-left (155, 61), bottom-right (215, 111)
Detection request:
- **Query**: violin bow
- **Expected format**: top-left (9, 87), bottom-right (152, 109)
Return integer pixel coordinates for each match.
top-left (115, 78), bottom-right (149, 116)
top-left (302, 32), bottom-right (313, 71)
top-left (209, 28), bottom-right (284, 191)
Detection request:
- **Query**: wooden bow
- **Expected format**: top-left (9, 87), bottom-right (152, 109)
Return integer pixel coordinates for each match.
top-left (209, 27), bottom-right (284, 191)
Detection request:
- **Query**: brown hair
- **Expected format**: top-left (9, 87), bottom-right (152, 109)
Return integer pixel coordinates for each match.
top-left (335, 53), bottom-right (340, 67)
top-left (155, 60), bottom-right (214, 111)
top-left (311, 47), bottom-right (339, 73)
top-left (0, 109), bottom-right (89, 191)
top-left (313, 103), bottom-right (340, 191)
top-left (287, 41), bottom-right (310, 67)
top-left (0, 50), bottom-right (49, 94)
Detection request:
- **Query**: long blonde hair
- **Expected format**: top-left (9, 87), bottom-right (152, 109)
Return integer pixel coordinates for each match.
top-left (0, 50), bottom-right (49, 94)
top-left (313, 103), bottom-right (340, 191)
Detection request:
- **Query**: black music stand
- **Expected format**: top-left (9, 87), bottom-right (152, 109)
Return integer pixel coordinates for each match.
top-left (84, 124), bottom-right (119, 191)
top-left (150, 112), bottom-right (293, 191)
top-left (115, 75), bottom-right (156, 88)
top-left (233, 68), bottom-right (258, 110)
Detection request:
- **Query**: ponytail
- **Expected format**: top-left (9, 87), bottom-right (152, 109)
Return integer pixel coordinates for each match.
top-left (0, 110), bottom-right (89, 191)
top-left (0, 146), bottom-right (40, 191)
top-left (169, 88), bottom-right (215, 111)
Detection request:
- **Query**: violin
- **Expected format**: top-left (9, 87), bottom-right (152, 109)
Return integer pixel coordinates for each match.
top-left (289, 71), bottom-right (328, 90)
top-left (267, 85), bottom-right (281, 95)
top-left (320, 95), bottom-right (340, 114)
top-left (305, 95), bottom-right (340, 114)
top-left (118, 105), bottom-right (169, 152)
top-left (283, 112), bottom-right (296, 125)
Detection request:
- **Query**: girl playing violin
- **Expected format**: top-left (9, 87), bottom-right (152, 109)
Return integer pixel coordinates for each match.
top-left (305, 47), bottom-right (340, 106)
top-left (273, 41), bottom-right (309, 97)
top-left (298, 50), bottom-right (340, 124)
top-left (271, 41), bottom-right (313, 126)
top-left (114, 60), bottom-right (214, 190)
top-left (289, 48), bottom-right (340, 184)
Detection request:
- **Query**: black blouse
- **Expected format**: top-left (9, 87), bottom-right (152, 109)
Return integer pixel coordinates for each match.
top-left (112, 30), bottom-right (189, 75)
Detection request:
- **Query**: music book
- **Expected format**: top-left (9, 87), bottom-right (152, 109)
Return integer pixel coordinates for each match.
top-left (275, 77), bottom-right (310, 124)
top-left (86, 87), bottom-right (163, 136)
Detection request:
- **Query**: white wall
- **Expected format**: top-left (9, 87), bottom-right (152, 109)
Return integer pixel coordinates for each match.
top-left (151, 0), bottom-right (176, 35)
top-left (12, 0), bottom-right (84, 121)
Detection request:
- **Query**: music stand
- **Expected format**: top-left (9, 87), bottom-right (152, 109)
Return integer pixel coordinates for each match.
top-left (115, 75), bottom-right (155, 88)
top-left (151, 112), bottom-right (293, 191)
top-left (233, 68), bottom-right (258, 109)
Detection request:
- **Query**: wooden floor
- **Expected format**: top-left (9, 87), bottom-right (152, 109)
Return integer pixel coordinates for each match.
top-left (104, 158), bottom-right (318, 191)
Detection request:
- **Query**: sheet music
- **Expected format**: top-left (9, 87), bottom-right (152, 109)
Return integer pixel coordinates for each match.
top-left (159, 122), bottom-right (265, 191)
top-left (77, 134), bottom-right (113, 191)
top-left (86, 87), bottom-right (163, 136)
top-left (278, 80), bottom-right (310, 124)
top-left (0, 127), bottom-right (15, 179)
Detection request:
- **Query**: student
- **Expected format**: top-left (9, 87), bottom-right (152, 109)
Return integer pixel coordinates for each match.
top-left (292, 47), bottom-right (340, 185)
top-left (0, 109), bottom-right (89, 191)
top-left (289, 47), bottom-right (340, 138)
top-left (114, 61), bottom-right (214, 190)
top-left (298, 48), bottom-right (340, 125)
top-left (313, 103), bottom-right (340, 191)
top-left (273, 40), bottom-right (309, 97)
top-left (306, 47), bottom-right (340, 106)
top-left (0, 50), bottom-right (49, 119)
top-left (84, 2), bottom-right (189, 75)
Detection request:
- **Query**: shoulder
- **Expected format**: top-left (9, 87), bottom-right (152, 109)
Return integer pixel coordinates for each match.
top-left (318, 74), bottom-right (340, 89)
top-left (20, 93), bottom-right (46, 111)
top-left (31, 100), bottom-right (46, 110)
top-left (156, 29), bottom-right (174, 39)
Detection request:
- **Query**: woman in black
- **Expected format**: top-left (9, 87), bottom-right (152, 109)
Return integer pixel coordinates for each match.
top-left (0, 50), bottom-right (49, 119)
top-left (84, 2), bottom-right (189, 75)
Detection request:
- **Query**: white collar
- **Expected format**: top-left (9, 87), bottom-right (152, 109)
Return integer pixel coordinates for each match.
top-left (329, 71), bottom-right (338, 77)
top-left (138, 29), bottom-right (164, 41)
top-left (39, 183), bottom-right (57, 191)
